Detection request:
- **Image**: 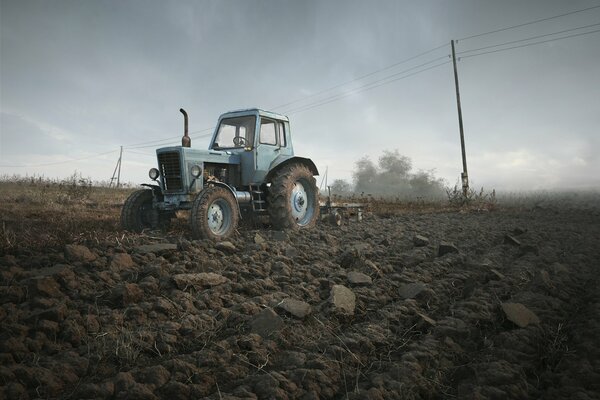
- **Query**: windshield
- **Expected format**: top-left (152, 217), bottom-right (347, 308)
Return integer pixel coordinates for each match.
top-left (212, 116), bottom-right (256, 149)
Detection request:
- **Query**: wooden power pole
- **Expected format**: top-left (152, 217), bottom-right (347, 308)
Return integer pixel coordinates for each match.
top-left (451, 40), bottom-right (469, 196)
top-left (110, 146), bottom-right (123, 188)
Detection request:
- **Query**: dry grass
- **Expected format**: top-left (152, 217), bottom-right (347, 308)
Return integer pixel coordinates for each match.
top-left (0, 175), bottom-right (135, 255)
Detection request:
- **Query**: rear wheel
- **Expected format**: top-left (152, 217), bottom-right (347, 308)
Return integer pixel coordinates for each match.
top-left (121, 189), bottom-right (171, 232)
top-left (268, 163), bottom-right (320, 230)
top-left (190, 186), bottom-right (239, 240)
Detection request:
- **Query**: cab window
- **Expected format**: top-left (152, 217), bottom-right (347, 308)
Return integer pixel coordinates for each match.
top-left (260, 119), bottom-right (277, 145)
top-left (278, 121), bottom-right (286, 147)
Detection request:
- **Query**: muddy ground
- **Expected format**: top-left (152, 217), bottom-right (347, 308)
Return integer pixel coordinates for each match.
top-left (1, 205), bottom-right (599, 399)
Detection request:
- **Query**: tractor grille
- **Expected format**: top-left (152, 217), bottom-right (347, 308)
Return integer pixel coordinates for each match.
top-left (158, 152), bottom-right (183, 192)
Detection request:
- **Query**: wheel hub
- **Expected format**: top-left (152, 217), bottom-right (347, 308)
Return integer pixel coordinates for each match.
top-left (207, 202), bottom-right (225, 233)
top-left (291, 182), bottom-right (308, 220)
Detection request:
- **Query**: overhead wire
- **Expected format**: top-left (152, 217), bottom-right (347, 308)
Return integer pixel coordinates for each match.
top-left (459, 28), bottom-right (600, 59)
top-left (458, 22), bottom-right (600, 55)
top-left (270, 42), bottom-right (449, 112)
top-left (286, 60), bottom-right (452, 115)
top-left (458, 4), bottom-right (600, 41)
top-left (279, 55), bottom-right (450, 115)
top-left (0, 150), bottom-right (118, 168)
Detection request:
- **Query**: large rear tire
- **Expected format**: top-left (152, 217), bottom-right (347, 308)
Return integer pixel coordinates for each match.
top-left (190, 186), bottom-right (239, 240)
top-left (268, 164), bottom-right (320, 230)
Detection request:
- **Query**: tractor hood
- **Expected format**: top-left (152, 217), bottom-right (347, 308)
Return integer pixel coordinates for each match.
top-left (156, 146), bottom-right (242, 165)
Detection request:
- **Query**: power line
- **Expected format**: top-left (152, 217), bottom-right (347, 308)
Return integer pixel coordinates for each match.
top-left (458, 22), bottom-right (600, 55)
top-left (286, 60), bottom-right (451, 115)
top-left (0, 150), bottom-right (118, 168)
top-left (458, 4), bottom-right (600, 41)
top-left (270, 42), bottom-right (448, 112)
top-left (280, 55), bottom-right (450, 115)
top-left (460, 28), bottom-right (600, 60)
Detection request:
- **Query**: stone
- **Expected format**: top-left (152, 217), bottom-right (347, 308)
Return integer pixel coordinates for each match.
top-left (501, 303), bottom-right (540, 327)
top-left (64, 244), bottom-right (96, 262)
top-left (413, 235), bottom-right (430, 247)
top-left (512, 227), bottom-right (527, 235)
top-left (29, 276), bottom-right (63, 298)
top-left (329, 285), bottom-right (356, 315)
top-left (111, 283), bottom-right (144, 306)
top-left (438, 242), bottom-right (459, 256)
top-left (215, 241), bottom-right (237, 253)
top-left (250, 308), bottom-right (284, 338)
top-left (277, 298), bottom-right (312, 319)
top-left (536, 270), bottom-right (554, 290)
top-left (347, 271), bottom-right (372, 285)
top-left (110, 253), bottom-right (135, 271)
top-left (284, 246), bottom-right (298, 258)
top-left (272, 231), bottom-right (289, 242)
top-left (135, 243), bottom-right (177, 254)
top-left (254, 233), bottom-right (266, 244)
top-left (504, 234), bottom-right (521, 246)
top-left (172, 273), bottom-right (228, 289)
top-left (398, 282), bottom-right (426, 299)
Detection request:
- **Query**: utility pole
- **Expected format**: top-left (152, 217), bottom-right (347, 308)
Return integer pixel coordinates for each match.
top-left (116, 146), bottom-right (123, 188)
top-left (451, 40), bottom-right (469, 197)
top-left (109, 146), bottom-right (123, 188)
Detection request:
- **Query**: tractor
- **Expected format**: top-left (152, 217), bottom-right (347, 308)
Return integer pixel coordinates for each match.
top-left (121, 108), bottom-right (320, 240)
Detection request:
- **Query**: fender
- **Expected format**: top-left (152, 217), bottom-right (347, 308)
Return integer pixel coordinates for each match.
top-left (265, 156), bottom-right (319, 182)
top-left (207, 181), bottom-right (243, 218)
top-left (141, 183), bottom-right (162, 197)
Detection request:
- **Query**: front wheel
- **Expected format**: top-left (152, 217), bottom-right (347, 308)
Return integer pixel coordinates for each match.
top-left (121, 189), bottom-right (171, 232)
top-left (190, 186), bottom-right (239, 240)
top-left (268, 164), bottom-right (320, 230)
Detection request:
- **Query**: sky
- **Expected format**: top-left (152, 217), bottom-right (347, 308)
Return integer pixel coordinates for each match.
top-left (1, 0), bottom-right (599, 191)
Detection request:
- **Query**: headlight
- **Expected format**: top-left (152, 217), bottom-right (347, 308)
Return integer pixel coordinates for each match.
top-left (190, 164), bottom-right (202, 178)
top-left (149, 168), bottom-right (160, 180)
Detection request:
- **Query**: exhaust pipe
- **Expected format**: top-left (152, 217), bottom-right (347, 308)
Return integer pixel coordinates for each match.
top-left (180, 108), bottom-right (191, 147)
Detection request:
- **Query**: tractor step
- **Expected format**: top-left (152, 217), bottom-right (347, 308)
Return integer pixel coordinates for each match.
top-left (249, 184), bottom-right (268, 213)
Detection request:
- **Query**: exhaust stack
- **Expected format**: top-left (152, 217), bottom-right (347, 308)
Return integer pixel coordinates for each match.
top-left (180, 108), bottom-right (191, 147)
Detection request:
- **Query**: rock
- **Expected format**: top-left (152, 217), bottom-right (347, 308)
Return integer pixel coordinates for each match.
top-left (215, 241), bottom-right (237, 253)
top-left (64, 244), bottom-right (96, 262)
top-left (110, 253), bottom-right (135, 271)
top-left (501, 303), bottom-right (540, 327)
top-left (135, 243), bottom-right (178, 254)
top-left (347, 271), bottom-right (372, 285)
top-left (551, 262), bottom-right (569, 274)
top-left (29, 276), bottom-right (63, 298)
top-left (536, 270), bottom-right (554, 290)
top-left (398, 282), bottom-right (426, 299)
top-left (438, 242), bottom-right (459, 256)
top-left (413, 235), bottom-right (430, 247)
top-left (250, 308), bottom-right (284, 338)
top-left (272, 231), bottom-right (288, 242)
top-left (512, 227), bottom-right (527, 235)
top-left (135, 365), bottom-right (171, 388)
top-left (277, 298), bottom-right (312, 319)
top-left (111, 283), bottom-right (144, 306)
top-left (504, 234), bottom-right (521, 246)
top-left (284, 246), bottom-right (298, 258)
top-left (254, 233), bottom-right (266, 244)
top-left (329, 285), bottom-right (356, 315)
top-left (172, 273), bottom-right (228, 289)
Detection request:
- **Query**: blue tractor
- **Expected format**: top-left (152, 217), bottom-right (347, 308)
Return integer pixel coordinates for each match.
top-left (121, 108), bottom-right (320, 240)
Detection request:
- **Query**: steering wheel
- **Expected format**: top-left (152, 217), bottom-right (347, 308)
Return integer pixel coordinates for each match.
top-left (233, 136), bottom-right (247, 146)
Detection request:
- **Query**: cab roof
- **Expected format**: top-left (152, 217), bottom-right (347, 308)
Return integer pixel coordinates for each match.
top-left (219, 108), bottom-right (289, 122)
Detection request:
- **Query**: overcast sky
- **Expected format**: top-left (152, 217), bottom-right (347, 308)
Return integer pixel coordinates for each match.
top-left (1, 0), bottom-right (599, 191)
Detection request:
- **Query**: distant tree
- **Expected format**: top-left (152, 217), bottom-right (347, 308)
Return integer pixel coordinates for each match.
top-left (352, 149), bottom-right (445, 199)
top-left (330, 179), bottom-right (352, 195)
